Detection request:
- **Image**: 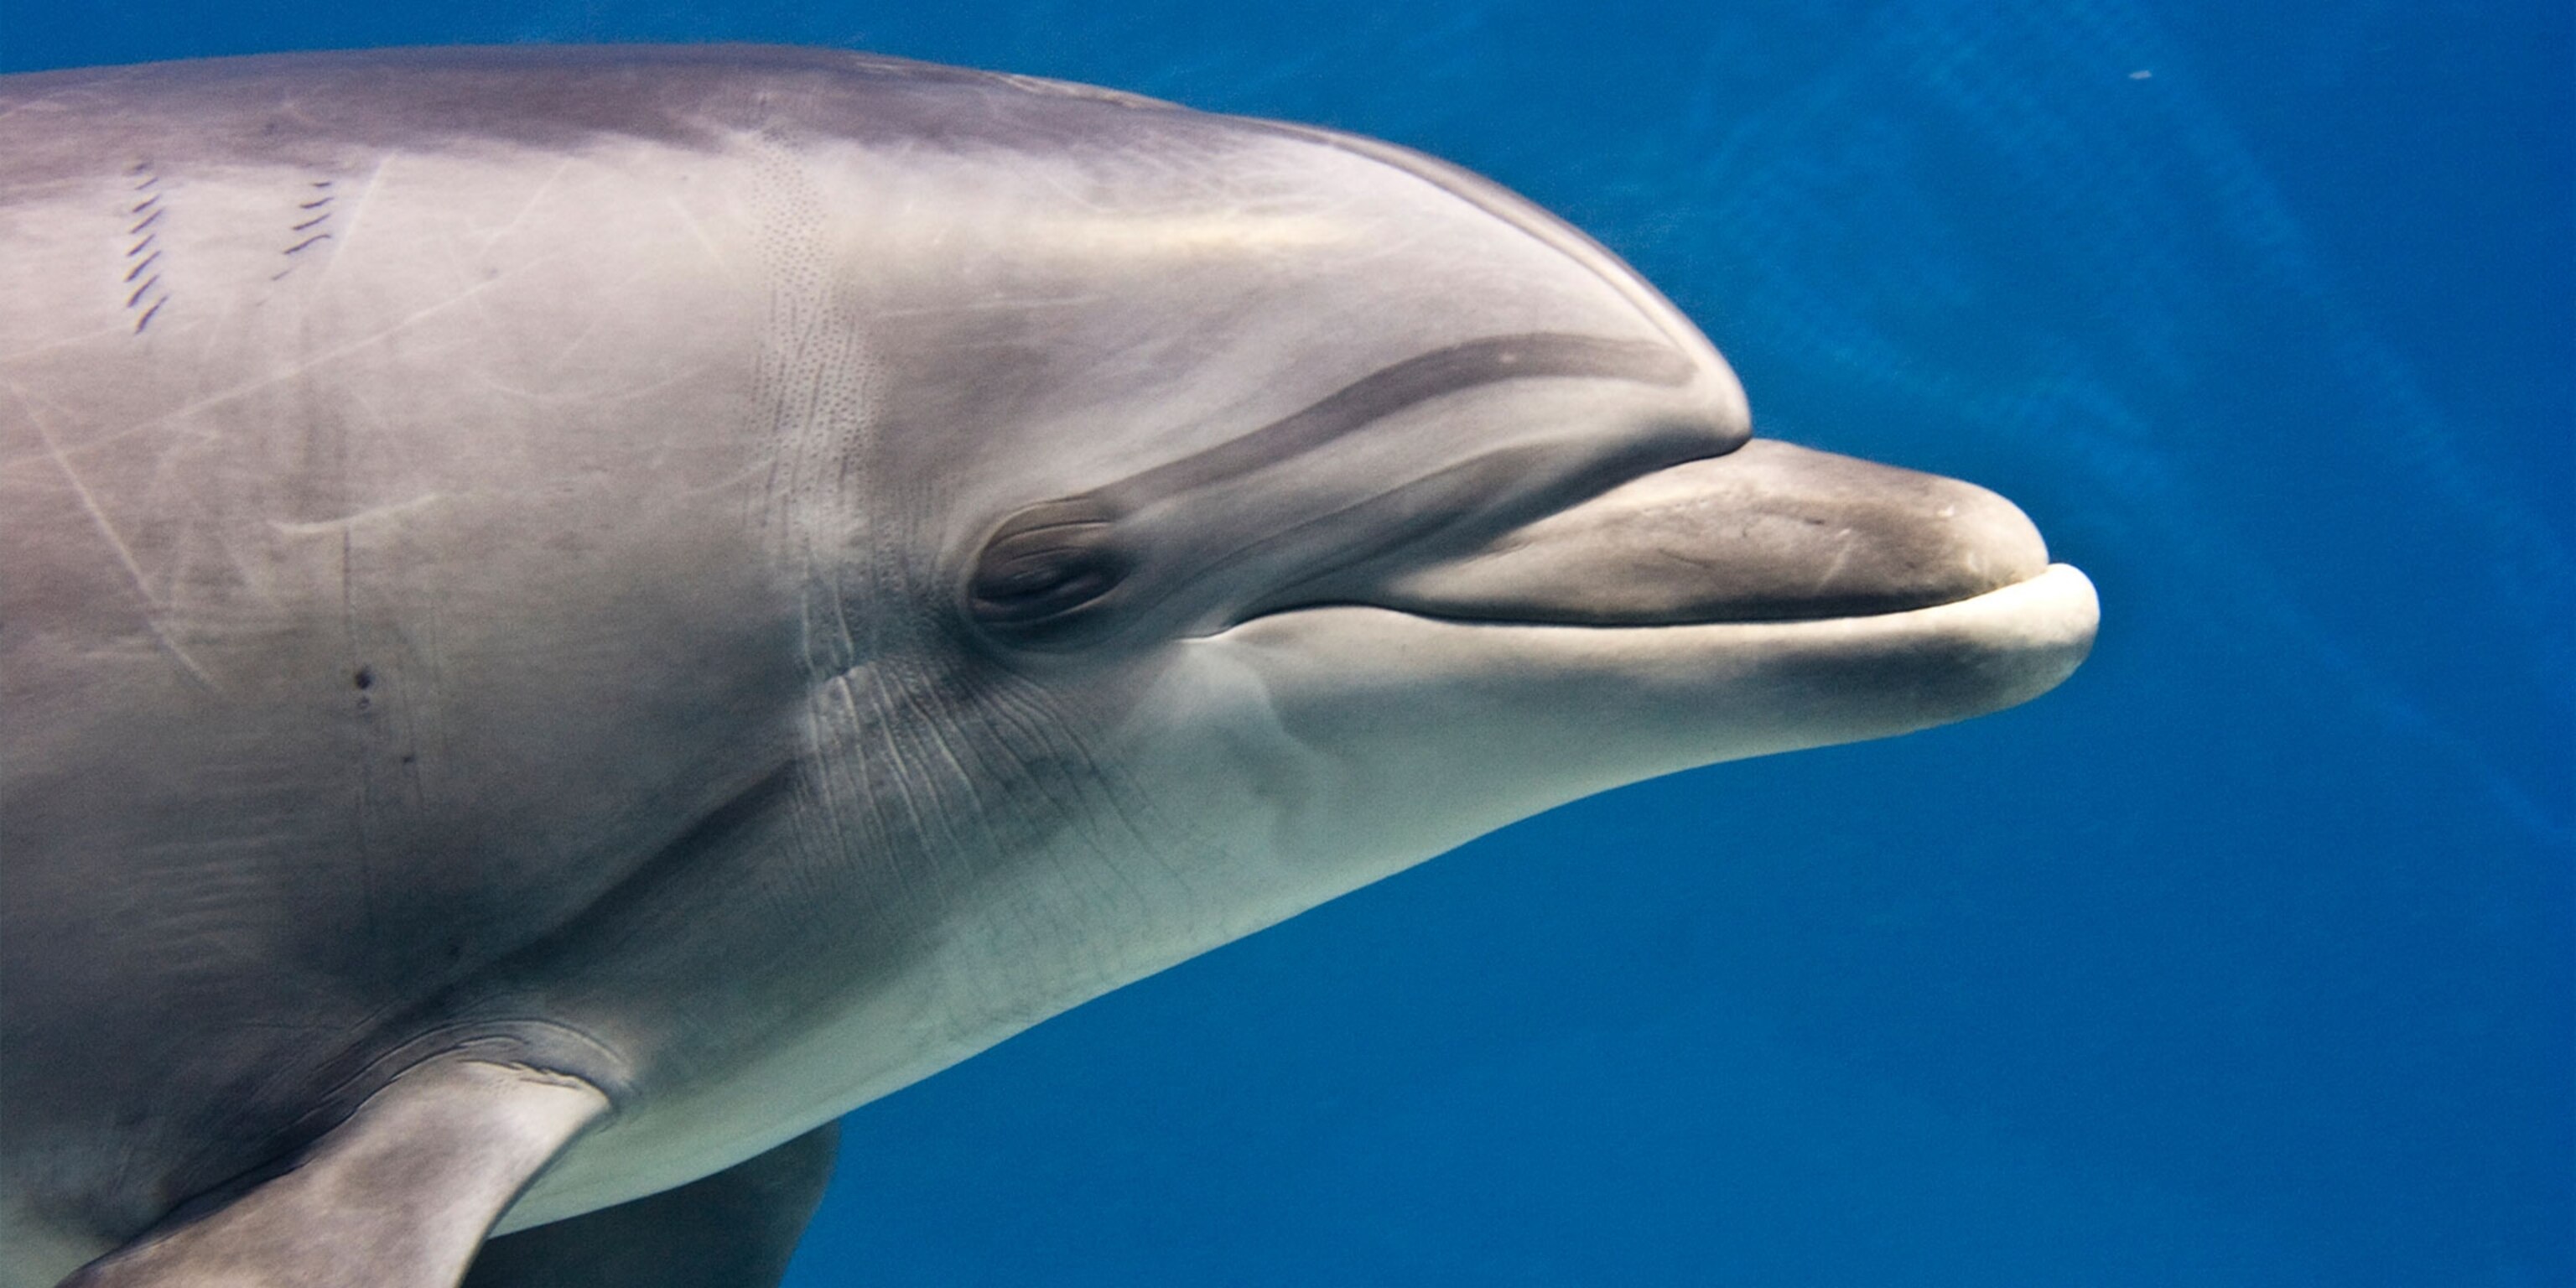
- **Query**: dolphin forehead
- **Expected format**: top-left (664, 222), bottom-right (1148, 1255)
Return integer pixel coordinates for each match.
top-left (782, 106), bottom-right (1747, 600)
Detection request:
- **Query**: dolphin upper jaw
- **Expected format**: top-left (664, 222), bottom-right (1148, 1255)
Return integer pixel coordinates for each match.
top-left (1206, 426), bottom-right (2094, 678)
top-left (1353, 439), bottom-right (2058, 627)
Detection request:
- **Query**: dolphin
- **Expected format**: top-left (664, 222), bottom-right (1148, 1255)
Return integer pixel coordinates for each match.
top-left (0, 45), bottom-right (2098, 1288)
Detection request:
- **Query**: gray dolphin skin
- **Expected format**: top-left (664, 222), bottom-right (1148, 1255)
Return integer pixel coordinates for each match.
top-left (0, 45), bottom-right (2098, 1288)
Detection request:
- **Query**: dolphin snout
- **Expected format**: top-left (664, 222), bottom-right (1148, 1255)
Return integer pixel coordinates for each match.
top-left (1363, 439), bottom-right (2054, 626)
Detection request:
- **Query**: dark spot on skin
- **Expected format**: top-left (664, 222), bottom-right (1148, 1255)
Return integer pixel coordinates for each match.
top-left (353, 667), bottom-right (375, 690)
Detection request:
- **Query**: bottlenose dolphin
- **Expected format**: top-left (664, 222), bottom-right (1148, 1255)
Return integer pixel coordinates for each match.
top-left (0, 45), bottom-right (2098, 1288)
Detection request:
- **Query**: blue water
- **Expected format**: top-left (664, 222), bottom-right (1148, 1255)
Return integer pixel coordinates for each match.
top-left (10, 2), bottom-right (2566, 1284)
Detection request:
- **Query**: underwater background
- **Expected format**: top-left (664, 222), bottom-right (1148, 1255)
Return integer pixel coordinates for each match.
top-left (7, 1), bottom-right (2566, 1284)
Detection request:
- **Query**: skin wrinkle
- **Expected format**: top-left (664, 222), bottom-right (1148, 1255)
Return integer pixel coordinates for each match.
top-left (814, 674), bottom-right (925, 924)
top-left (964, 673), bottom-right (1120, 868)
top-left (892, 665), bottom-right (1005, 864)
top-left (876, 719), bottom-right (974, 936)
top-left (999, 714), bottom-right (1153, 944)
top-left (791, 679), bottom-right (870, 908)
top-left (859, 662), bottom-right (958, 897)
top-left (818, 599), bottom-right (1189, 942)
top-left (777, 751), bottom-right (849, 918)
top-left (911, 670), bottom-right (1041, 907)
top-left (975, 670), bottom-right (1202, 902)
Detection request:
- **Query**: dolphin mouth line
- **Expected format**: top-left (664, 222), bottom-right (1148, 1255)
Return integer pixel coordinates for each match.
top-left (1213, 564), bottom-right (2102, 735)
top-left (1221, 564), bottom-right (2101, 678)
top-left (1236, 563), bottom-right (2066, 634)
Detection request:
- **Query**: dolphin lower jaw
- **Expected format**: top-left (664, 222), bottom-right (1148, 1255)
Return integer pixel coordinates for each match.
top-left (1204, 562), bottom-right (2098, 802)
top-left (1153, 564), bottom-right (2094, 914)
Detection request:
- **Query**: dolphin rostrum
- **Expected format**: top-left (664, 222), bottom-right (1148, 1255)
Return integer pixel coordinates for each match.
top-left (0, 45), bottom-right (2098, 1288)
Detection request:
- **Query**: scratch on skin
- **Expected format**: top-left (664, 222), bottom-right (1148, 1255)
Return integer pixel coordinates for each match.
top-left (143, 277), bottom-right (506, 426)
top-left (473, 158), bottom-right (573, 251)
top-left (12, 391), bottom-right (218, 691)
top-left (662, 195), bottom-right (742, 283)
top-left (318, 155), bottom-right (392, 279)
top-left (1811, 530), bottom-right (1857, 592)
top-left (267, 492), bottom-right (448, 534)
top-left (123, 163), bottom-right (173, 333)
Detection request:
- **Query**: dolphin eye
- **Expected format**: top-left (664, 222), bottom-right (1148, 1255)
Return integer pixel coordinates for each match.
top-left (965, 496), bottom-right (1135, 647)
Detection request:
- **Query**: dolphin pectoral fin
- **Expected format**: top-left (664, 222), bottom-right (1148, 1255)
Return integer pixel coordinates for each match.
top-left (463, 1121), bottom-right (840, 1288)
top-left (64, 1057), bottom-right (610, 1288)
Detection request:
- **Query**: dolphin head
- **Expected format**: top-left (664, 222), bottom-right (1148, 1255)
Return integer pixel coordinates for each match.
top-left (0, 49), bottom-right (2103, 1250)
top-left (763, 94), bottom-right (2099, 960)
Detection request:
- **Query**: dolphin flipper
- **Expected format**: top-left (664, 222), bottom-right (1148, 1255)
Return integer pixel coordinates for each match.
top-left (463, 1122), bottom-right (839, 1288)
top-left (64, 1057), bottom-right (610, 1288)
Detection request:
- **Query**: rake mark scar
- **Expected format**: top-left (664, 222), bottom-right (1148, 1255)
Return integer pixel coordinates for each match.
top-left (120, 163), bottom-right (174, 333)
